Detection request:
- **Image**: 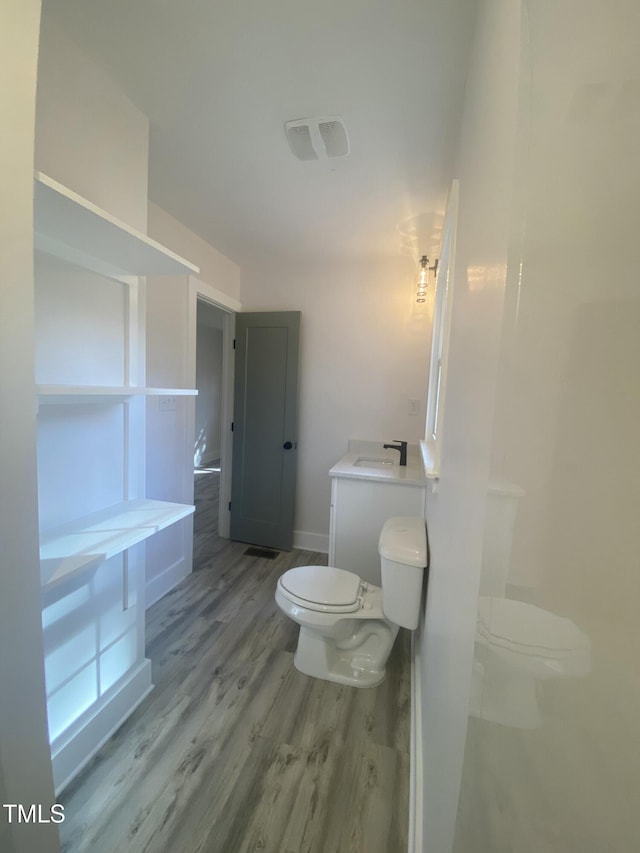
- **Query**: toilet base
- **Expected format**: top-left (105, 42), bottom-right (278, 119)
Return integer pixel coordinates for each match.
top-left (293, 621), bottom-right (399, 688)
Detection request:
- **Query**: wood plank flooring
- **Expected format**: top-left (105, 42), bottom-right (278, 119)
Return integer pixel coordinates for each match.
top-left (59, 470), bottom-right (411, 853)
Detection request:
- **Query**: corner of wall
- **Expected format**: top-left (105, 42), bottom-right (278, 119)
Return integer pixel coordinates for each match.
top-left (35, 12), bottom-right (149, 230)
top-left (147, 202), bottom-right (241, 302)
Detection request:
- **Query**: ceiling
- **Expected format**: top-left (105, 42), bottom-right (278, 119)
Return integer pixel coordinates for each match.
top-left (42, 0), bottom-right (477, 267)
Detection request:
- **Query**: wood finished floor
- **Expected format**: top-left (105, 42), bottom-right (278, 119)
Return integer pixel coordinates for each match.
top-left (59, 470), bottom-right (411, 853)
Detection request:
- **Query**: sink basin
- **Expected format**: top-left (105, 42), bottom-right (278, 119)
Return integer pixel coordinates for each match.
top-left (353, 456), bottom-right (395, 468)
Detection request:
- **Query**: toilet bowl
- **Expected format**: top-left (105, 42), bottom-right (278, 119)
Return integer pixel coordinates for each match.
top-left (471, 596), bottom-right (591, 728)
top-left (275, 517), bottom-right (427, 688)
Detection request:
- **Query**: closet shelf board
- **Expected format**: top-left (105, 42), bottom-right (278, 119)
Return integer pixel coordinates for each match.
top-left (40, 499), bottom-right (195, 588)
top-left (34, 172), bottom-right (199, 281)
top-left (36, 385), bottom-right (198, 404)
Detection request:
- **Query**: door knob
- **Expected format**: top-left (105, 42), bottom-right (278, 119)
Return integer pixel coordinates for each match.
top-left (283, 441), bottom-right (293, 450)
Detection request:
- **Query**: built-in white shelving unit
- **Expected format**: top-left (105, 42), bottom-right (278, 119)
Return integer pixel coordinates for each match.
top-left (40, 499), bottom-right (195, 588)
top-left (37, 385), bottom-right (198, 404)
top-left (34, 172), bottom-right (199, 282)
top-left (34, 171), bottom-right (200, 793)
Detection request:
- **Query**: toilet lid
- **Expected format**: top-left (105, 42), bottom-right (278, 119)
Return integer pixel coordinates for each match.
top-left (477, 597), bottom-right (589, 656)
top-left (280, 565), bottom-right (362, 609)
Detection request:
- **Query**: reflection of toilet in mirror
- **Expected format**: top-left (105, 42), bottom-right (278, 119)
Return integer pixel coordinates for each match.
top-left (471, 597), bottom-right (591, 728)
top-left (471, 481), bottom-right (591, 728)
top-left (479, 480), bottom-right (525, 598)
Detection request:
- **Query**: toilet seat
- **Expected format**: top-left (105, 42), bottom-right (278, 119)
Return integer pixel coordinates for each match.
top-left (278, 565), bottom-right (364, 614)
top-left (477, 597), bottom-right (589, 660)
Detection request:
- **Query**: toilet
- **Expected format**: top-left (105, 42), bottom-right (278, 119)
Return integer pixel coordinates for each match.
top-left (468, 480), bottom-right (590, 727)
top-left (471, 596), bottom-right (591, 728)
top-left (275, 516), bottom-right (427, 687)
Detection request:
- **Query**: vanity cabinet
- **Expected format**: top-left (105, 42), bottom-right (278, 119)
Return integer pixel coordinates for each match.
top-left (328, 442), bottom-right (426, 586)
top-left (34, 173), bottom-right (199, 791)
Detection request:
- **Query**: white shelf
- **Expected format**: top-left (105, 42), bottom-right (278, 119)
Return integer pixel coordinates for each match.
top-left (37, 385), bottom-right (198, 404)
top-left (40, 499), bottom-right (195, 588)
top-left (34, 172), bottom-right (199, 282)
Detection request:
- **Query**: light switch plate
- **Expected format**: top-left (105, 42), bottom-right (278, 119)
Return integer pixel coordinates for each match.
top-left (159, 396), bottom-right (177, 412)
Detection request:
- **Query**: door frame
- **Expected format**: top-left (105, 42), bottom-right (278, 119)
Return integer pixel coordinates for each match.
top-left (186, 277), bottom-right (241, 539)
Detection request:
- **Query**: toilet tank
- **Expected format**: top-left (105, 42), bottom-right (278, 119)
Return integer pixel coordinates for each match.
top-left (480, 480), bottom-right (524, 597)
top-left (378, 516), bottom-right (427, 630)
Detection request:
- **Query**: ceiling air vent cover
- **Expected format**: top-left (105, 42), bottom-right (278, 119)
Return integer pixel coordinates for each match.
top-left (284, 116), bottom-right (350, 161)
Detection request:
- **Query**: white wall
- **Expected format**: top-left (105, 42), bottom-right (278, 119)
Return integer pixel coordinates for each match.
top-left (143, 261), bottom-right (194, 605)
top-left (418, 0), bottom-right (640, 851)
top-left (241, 255), bottom-right (432, 547)
top-left (417, 1), bottom-right (522, 850)
top-left (452, 1), bottom-right (640, 851)
top-left (145, 206), bottom-right (240, 603)
top-left (35, 14), bottom-right (149, 232)
top-left (148, 203), bottom-right (241, 303)
top-left (0, 2), bottom-right (60, 851)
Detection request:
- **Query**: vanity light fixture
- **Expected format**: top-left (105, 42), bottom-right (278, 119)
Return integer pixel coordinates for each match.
top-left (416, 254), bottom-right (439, 303)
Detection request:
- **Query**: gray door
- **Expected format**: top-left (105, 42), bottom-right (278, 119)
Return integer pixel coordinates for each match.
top-left (230, 311), bottom-right (300, 550)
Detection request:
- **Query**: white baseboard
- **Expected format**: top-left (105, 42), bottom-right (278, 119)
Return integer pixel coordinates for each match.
top-left (145, 557), bottom-right (190, 609)
top-left (292, 529), bottom-right (329, 554)
top-left (409, 628), bottom-right (423, 853)
top-left (52, 660), bottom-right (153, 794)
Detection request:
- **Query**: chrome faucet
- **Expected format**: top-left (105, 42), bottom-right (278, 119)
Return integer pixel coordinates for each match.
top-left (383, 440), bottom-right (408, 466)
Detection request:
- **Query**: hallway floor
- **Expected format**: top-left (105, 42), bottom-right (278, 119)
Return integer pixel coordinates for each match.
top-left (59, 471), bottom-right (411, 853)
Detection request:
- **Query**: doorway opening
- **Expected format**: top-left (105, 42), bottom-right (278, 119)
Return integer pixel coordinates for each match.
top-left (195, 299), bottom-right (225, 468)
top-left (185, 277), bottom-right (239, 560)
top-left (193, 295), bottom-right (234, 547)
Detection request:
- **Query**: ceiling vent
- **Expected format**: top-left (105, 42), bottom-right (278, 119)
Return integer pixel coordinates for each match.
top-left (284, 116), bottom-right (350, 161)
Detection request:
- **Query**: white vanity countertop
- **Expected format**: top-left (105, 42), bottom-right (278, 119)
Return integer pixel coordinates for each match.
top-left (329, 439), bottom-right (427, 486)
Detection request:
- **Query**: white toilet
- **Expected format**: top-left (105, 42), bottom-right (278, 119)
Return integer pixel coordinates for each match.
top-left (471, 596), bottom-right (591, 728)
top-left (468, 480), bottom-right (591, 728)
top-left (275, 516), bottom-right (427, 687)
